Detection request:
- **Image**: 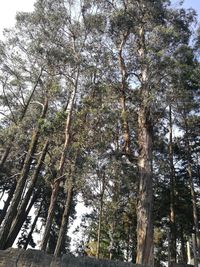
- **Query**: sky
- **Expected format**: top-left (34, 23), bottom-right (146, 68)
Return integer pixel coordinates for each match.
top-left (178, 0), bottom-right (200, 12)
top-left (0, 0), bottom-right (199, 37)
top-left (0, 0), bottom-right (35, 36)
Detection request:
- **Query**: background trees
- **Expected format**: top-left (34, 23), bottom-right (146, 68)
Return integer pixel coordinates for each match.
top-left (0, 0), bottom-right (199, 265)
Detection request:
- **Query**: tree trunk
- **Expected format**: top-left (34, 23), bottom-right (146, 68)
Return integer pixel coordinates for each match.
top-left (192, 233), bottom-right (198, 267)
top-left (0, 182), bottom-right (16, 226)
top-left (118, 32), bottom-right (131, 158)
top-left (4, 141), bottom-right (49, 248)
top-left (180, 225), bottom-right (187, 263)
top-left (54, 178), bottom-right (74, 257)
top-left (23, 201), bottom-right (43, 250)
top-left (168, 104), bottom-right (177, 264)
top-left (96, 173), bottom-right (106, 259)
top-left (40, 73), bottom-right (79, 252)
top-left (109, 223), bottom-right (115, 261)
top-left (0, 142), bottom-right (13, 170)
top-left (188, 162), bottom-right (200, 253)
top-left (136, 105), bottom-right (153, 266)
top-left (0, 98), bottom-right (48, 249)
top-left (183, 110), bottom-right (200, 255)
top-left (40, 180), bottom-right (60, 251)
top-left (136, 25), bottom-right (153, 266)
top-left (126, 224), bottom-right (131, 262)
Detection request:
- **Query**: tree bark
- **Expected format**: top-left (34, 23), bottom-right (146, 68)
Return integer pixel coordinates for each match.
top-left (136, 105), bottom-right (153, 266)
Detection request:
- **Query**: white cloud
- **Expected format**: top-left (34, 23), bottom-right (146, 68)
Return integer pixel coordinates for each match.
top-left (0, 0), bottom-right (35, 36)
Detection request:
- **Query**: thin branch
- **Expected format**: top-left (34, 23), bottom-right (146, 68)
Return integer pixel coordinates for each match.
top-left (2, 80), bottom-right (17, 124)
top-left (19, 66), bottom-right (44, 121)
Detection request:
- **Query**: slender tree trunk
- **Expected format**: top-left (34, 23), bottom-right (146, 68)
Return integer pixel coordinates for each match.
top-left (126, 224), bottom-right (130, 262)
top-left (137, 105), bottom-right (153, 266)
top-left (23, 201), bottom-right (43, 250)
top-left (180, 225), bottom-right (187, 263)
top-left (0, 141), bottom-right (13, 169)
top-left (40, 181), bottom-right (60, 251)
top-left (136, 25), bottom-right (153, 266)
top-left (54, 153), bottom-right (79, 256)
top-left (4, 141), bottom-right (49, 248)
top-left (118, 32), bottom-right (131, 158)
top-left (108, 173), bottom-right (120, 261)
top-left (40, 72), bottom-right (79, 252)
top-left (188, 163), bottom-right (200, 253)
top-left (0, 98), bottom-right (48, 249)
top-left (109, 223), bottom-right (115, 260)
top-left (168, 104), bottom-right (177, 264)
top-left (0, 182), bottom-right (16, 226)
top-left (183, 111), bottom-right (200, 255)
top-left (187, 240), bottom-right (191, 264)
top-left (192, 233), bottom-right (198, 267)
top-left (54, 178), bottom-right (74, 257)
top-left (96, 173), bottom-right (105, 259)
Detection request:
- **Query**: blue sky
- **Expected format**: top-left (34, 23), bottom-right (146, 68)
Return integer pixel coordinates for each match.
top-left (183, 0), bottom-right (200, 12)
top-left (173, 0), bottom-right (200, 18)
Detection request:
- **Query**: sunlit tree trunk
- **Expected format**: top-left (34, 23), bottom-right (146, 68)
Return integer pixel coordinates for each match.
top-left (136, 25), bottom-right (153, 266)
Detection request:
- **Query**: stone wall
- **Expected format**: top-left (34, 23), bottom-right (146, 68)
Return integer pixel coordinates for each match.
top-left (0, 248), bottom-right (138, 267)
